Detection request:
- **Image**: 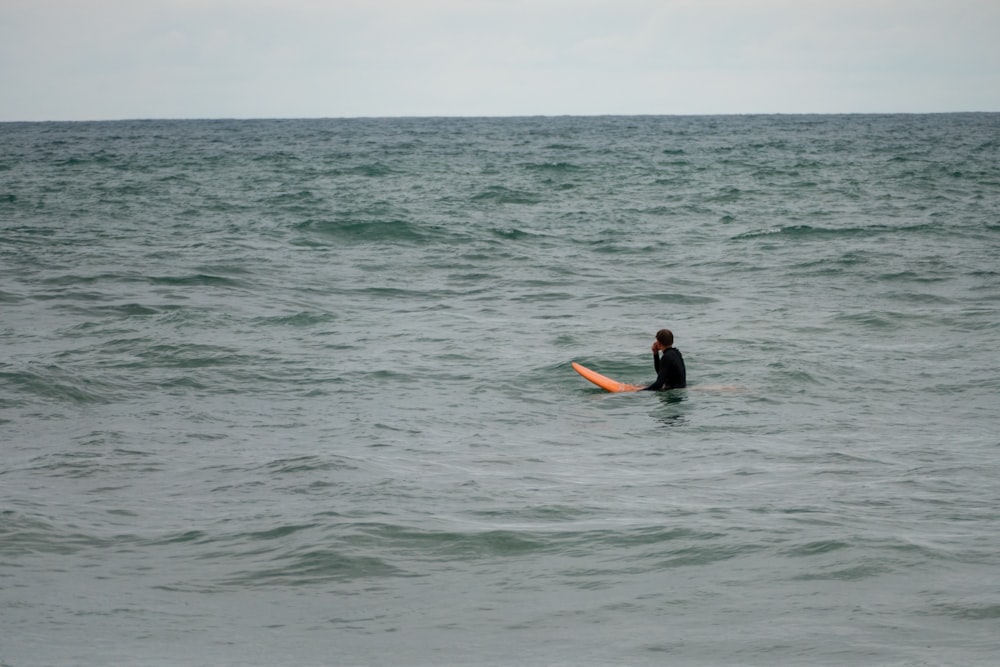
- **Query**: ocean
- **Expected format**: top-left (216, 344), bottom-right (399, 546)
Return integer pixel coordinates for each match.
top-left (2, 114), bottom-right (999, 666)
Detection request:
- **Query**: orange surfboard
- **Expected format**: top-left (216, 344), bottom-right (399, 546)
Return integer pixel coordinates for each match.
top-left (572, 361), bottom-right (643, 393)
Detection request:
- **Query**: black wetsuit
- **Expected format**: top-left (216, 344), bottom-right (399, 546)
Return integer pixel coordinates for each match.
top-left (643, 347), bottom-right (686, 391)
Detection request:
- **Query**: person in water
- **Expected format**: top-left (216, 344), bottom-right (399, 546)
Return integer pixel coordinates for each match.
top-left (643, 328), bottom-right (686, 391)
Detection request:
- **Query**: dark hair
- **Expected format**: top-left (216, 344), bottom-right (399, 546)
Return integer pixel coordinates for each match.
top-left (656, 329), bottom-right (674, 347)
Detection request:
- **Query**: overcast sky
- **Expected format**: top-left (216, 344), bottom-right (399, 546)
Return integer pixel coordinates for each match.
top-left (2, 0), bottom-right (998, 121)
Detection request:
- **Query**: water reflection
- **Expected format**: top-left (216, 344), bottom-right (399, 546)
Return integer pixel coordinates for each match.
top-left (654, 390), bottom-right (687, 426)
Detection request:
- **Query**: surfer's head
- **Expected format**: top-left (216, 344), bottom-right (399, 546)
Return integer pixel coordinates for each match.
top-left (655, 329), bottom-right (674, 348)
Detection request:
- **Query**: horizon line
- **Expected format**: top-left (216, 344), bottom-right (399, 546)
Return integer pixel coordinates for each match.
top-left (3, 110), bottom-right (998, 124)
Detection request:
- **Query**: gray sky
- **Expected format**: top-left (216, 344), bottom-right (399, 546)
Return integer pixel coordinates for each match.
top-left (2, 0), bottom-right (998, 121)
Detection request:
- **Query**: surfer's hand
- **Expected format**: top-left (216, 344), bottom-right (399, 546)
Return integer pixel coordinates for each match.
top-left (651, 341), bottom-right (662, 353)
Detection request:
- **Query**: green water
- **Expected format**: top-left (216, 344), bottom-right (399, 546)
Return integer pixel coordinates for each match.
top-left (2, 114), bottom-right (999, 665)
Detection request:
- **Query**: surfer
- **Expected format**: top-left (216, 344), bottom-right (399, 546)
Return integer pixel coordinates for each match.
top-left (643, 329), bottom-right (686, 390)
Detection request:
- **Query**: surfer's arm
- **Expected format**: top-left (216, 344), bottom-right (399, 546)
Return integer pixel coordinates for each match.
top-left (640, 350), bottom-right (663, 390)
top-left (642, 363), bottom-right (667, 391)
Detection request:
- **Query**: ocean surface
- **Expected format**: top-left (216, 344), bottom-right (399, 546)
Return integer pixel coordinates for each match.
top-left (2, 114), bottom-right (999, 666)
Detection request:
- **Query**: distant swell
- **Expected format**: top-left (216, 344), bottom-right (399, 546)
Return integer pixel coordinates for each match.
top-left (295, 218), bottom-right (444, 244)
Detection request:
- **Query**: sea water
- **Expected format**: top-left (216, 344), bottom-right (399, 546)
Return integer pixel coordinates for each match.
top-left (2, 115), bottom-right (999, 665)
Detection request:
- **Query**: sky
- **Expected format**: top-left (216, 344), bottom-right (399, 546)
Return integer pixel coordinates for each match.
top-left (1, 0), bottom-right (998, 121)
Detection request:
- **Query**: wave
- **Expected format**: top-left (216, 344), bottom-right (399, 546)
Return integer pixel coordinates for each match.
top-left (23, 445), bottom-right (160, 481)
top-left (250, 151), bottom-right (302, 165)
top-left (523, 161), bottom-right (583, 173)
top-left (148, 274), bottom-right (246, 288)
top-left (471, 186), bottom-right (542, 205)
top-left (98, 303), bottom-right (161, 316)
top-left (617, 292), bottom-right (719, 306)
top-left (0, 289), bottom-right (22, 304)
top-left (0, 511), bottom-right (116, 557)
top-left (0, 365), bottom-right (124, 406)
top-left (731, 222), bottom-right (943, 240)
top-left (250, 311), bottom-right (337, 327)
top-left (294, 217), bottom-right (448, 244)
top-left (343, 163), bottom-right (396, 177)
top-left (489, 226), bottom-right (551, 242)
top-left (221, 548), bottom-right (410, 587)
top-left (258, 455), bottom-right (360, 475)
top-left (261, 189), bottom-right (323, 210)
